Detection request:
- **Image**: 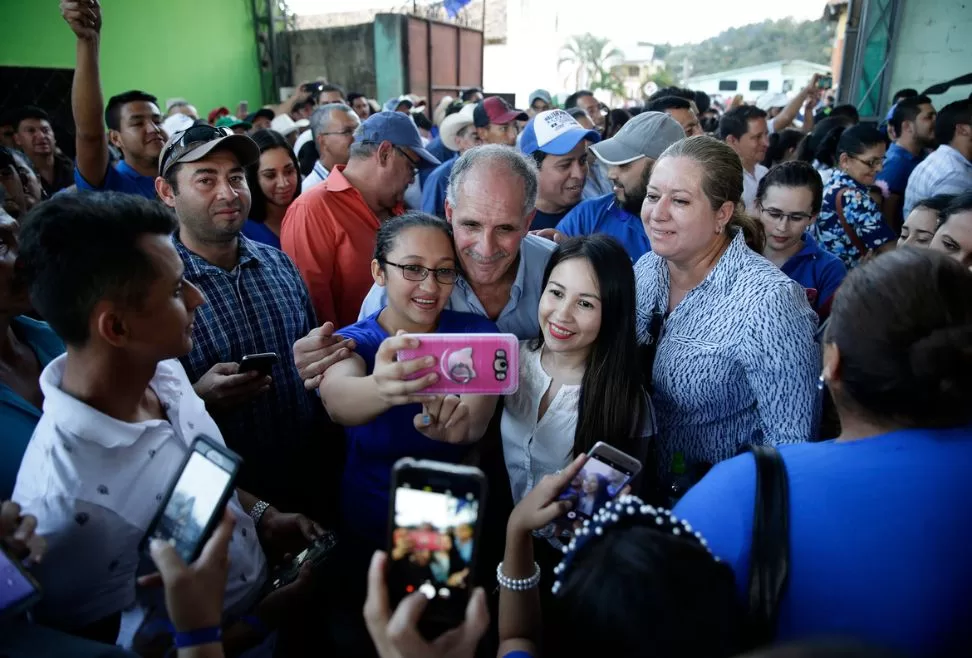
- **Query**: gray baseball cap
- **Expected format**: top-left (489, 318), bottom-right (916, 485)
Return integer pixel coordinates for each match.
top-left (590, 111), bottom-right (685, 166)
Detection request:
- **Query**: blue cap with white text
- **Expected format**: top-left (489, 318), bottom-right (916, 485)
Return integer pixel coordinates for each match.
top-left (519, 109), bottom-right (601, 156)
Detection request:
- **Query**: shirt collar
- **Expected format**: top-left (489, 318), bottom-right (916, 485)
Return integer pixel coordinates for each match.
top-left (937, 144), bottom-right (972, 168)
top-left (38, 354), bottom-right (187, 449)
top-left (323, 165), bottom-right (406, 216)
top-left (173, 233), bottom-right (261, 276)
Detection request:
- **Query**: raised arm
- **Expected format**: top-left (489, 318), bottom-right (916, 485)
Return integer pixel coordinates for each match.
top-left (61, 1), bottom-right (110, 188)
top-left (772, 74), bottom-right (821, 134)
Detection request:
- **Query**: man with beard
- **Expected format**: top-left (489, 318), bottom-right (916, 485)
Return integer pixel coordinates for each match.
top-left (550, 112), bottom-right (685, 261)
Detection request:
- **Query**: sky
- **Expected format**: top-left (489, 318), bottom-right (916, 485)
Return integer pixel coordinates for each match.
top-left (286, 0), bottom-right (829, 46)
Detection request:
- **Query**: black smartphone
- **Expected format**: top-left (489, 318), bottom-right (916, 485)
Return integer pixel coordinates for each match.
top-left (387, 459), bottom-right (486, 629)
top-left (817, 74), bottom-right (833, 90)
top-left (555, 442), bottom-right (642, 534)
top-left (141, 436), bottom-right (242, 563)
top-left (239, 352), bottom-right (278, 377)
top-left (0, 545), bottom-right (42, 621)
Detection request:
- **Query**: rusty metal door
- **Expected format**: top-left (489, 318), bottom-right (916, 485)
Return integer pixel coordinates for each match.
top-left (405, 16), bottom-right (483, 112)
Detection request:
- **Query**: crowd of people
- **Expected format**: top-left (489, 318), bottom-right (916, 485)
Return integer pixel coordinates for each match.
top-left (1, 2), bottom-right (972, 658)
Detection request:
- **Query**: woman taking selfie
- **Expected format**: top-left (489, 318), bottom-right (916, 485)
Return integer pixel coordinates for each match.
top-left (634, 136), bottom-right (818, 493)
top-left (242, 129), bottom-right (301, 249)
top-left (755, 161), bottom-right (847, 319)
top-left (812, 124), bottom-right (896, 269)
top-left (676, 248), bottom-right (972, 655)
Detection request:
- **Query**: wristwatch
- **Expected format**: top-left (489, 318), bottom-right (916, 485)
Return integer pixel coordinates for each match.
top-left (249, 499), bottom-right (271, 527)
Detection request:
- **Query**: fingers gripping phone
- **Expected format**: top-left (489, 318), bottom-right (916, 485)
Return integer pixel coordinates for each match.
top-left (239, 352), bottom-right (278, 377)
top-left (397, 333), bottom-right (519, 395)
top-left (556, 442), bottom-right (642, 534)
top-left (141, 436), bottom-right (242, 563)
top-left (387, 459), bottom-right (487, 628)
top-left (0, 545), bottom-right (42, 621)
top-left (817, 74), bottom-right (833, 90)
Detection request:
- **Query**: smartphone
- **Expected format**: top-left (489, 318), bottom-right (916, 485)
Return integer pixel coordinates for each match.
top-left (239, 352), bottom-right (278, 377)
top-left (268, 529), bottom-right (339, 591)
top-left (396, 333), bottom-right (519, 395)
top-left (0, 545), bottom-right (42, 621)
top-left (238, 100), bottom-right (249, 116)
top-left (387, 459), bottom-right (487, 629)
top-left (817, 74), bottom-right (833, 90)
top-left (555, 442), bottom-right (642, 534)
top-left (141, 436), bottom-right (242, 563)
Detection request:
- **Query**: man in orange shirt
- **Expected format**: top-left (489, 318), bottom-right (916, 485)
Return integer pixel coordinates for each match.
top-left (281, 111), bottom-right (440, 327)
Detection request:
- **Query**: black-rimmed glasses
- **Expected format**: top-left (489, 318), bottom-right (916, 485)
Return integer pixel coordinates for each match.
top-left (382, 260), bottom-right (458, 284)
top-left (760, 207), bottom-right (813, 223)
top-left (848, 154), bottom-right (884, 170)
top-left (392, 145), bottom-right (421, 169)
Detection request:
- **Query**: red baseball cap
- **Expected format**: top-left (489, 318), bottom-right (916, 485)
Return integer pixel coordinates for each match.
top-left (207, 106), bottom-right (230, 125)
top-left (473, 96), bottom-right (528, 128)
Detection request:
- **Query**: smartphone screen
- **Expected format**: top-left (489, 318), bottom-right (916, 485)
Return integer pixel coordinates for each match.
top-left (146, 439), bottom-right (239, 562)
top-left (556, 449), bottom-right (639, 533)
top-left (0, 546), bottom-right (40, 619)
top-left (388, 465), bottom-right (484, 624)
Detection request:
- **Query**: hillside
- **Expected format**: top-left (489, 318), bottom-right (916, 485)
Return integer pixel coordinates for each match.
top-left (659, 18), bottom-right (835, 79)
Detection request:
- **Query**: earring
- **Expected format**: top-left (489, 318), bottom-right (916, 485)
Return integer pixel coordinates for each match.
top-left (715, 225), bottom-right (723, 235)
top-left (817, 374), bottom-right (826, 391)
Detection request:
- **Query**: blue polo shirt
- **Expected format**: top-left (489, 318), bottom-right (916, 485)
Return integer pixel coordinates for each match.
top-left (420, 137), bottom-right (456, 188)
top-left (336, 309), bottom-right (500, 548)
top-left (876, 143), bottom-right (923, 195)
top-left (0, 317), bottom-right (65, 500)
top-left (420, 155), bottom-right (457, 218)
top-left (556, 193), bottom-right (650, 261)
top-left (74, 159), bottom-right (157, 200)
top-left (779, 233), bottom-right (847, 316)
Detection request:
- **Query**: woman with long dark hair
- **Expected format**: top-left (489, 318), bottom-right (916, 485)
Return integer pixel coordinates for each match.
top-left (241, 129), bottom-right (300, 249)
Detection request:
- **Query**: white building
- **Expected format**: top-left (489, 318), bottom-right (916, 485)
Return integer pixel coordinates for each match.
top-left (684, 59), bottom-right (832, 104)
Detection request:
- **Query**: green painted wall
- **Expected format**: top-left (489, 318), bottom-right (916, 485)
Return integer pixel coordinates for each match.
top-left (0, 0), bottom-right (264, 119)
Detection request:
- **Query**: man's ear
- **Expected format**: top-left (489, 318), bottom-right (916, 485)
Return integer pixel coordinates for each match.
top-left (444, 199), bottom-right (454, 224)
top-left (93, 302), bottom-right (129, 349)
top-left (108, 129), bottom-right (124, 151)
top-left (155, 176), bottom-right (177, 208)
top-left (377, 140), bottom-right (394, 167)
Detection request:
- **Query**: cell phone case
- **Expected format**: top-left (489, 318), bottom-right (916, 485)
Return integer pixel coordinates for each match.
top-left (397, 333), bottom-right (519, 395)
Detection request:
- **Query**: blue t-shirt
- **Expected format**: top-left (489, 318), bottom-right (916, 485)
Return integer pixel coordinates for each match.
top-left (0, 317), bottom-right (66, 500)
top-left (75, 159), bottom-right (157, 199)
top-left (779, 233), bottom-right (846, 315)
top-left (556, 193), bottom-right (650, 261)
top-left (876, 143), bottom-right (923, 195)
top-left (531, 207), bottom-right (571, 231)
top-left (420, 156), bottom-right (456, 218)
top-left (674, 428), bottom-right (972, 655)
top-left (336, 309), bottom-right (499, 548)
top-left (241, 219), bottom-right (281, 249)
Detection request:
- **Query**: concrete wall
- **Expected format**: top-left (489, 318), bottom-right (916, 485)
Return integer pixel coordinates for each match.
top-left (289, 23), bottom-right (377, 98)
top-left (887, 0), bottom-right (972, 110)
top-left (0, 0), bottom-right (264, 116)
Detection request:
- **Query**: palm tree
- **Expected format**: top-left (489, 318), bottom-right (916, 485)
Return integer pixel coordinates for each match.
top-left (559, 33), bottom-right (625, 94)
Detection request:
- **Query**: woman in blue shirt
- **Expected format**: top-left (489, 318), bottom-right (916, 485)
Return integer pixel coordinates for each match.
top-left (756, 161), bottom-right (847, 319)
top-left (812, 125), bottom-right (897, 269)
top-left (319, 212), bottom-right (499, 550)
top-left (241, 129), bottom-right (300, 249)
top-left (675, 248), bottom-right (972, 655)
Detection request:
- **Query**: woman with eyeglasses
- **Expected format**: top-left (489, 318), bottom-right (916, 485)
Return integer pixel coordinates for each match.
top-left (756, 161), bottom-right (847, 319)
top-left (812, 125), bottom-right (896, 269)
top-left (241, 129), bottom-right (301, 249)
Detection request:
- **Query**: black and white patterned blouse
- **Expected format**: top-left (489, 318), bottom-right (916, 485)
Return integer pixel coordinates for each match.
top-left (634, 230), bottom-right (820, 478)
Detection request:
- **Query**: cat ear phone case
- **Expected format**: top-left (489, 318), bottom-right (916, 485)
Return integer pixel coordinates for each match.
top-left (397, 333), bottom-right (519, 395)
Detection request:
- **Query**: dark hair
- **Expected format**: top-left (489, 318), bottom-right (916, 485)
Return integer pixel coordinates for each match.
top-left (934, 99), bottom-right (972, 145)
top-left (718, 106), bottom-right (768, 141)
top-left (17, 192), bottom-right (176, 346)
top-left (796, 116), bottom-right (855, 166)
top-left (246, 129), bottom-right (301, 223)
top-left (825, 248), bottom-right (972, 428)
top-left (412, 111), bottom-right (433, 132)
top-left (319, 83), bottom-right (346, 100)
top-left (0, 145), bottom-right (16, 169)
top-left (603, 108), bottom-right (631, 139)
top-left (105, 90), bottom-right (158, 131)
top-left (297, 139), bottom-right (318, 177)
top-left (911, 193), bottom-right (956, 227)
top-left (941, 190), bottom-right (972, 226)
top-left (460, 87), bottom-right (483, 102)
top-left (534, 235), bottom-right (647, 459)
top-left (646, 96), bottom-right (693, 114)
top-left (13, 106), bottom-right (52, 131)
top-left (373, 211), bottom-right (455, 263)
top-left (347, 92), bottom-right (366, 105)
top-left (889, 95), bottom-right (933, 136)
top-left (564, 90), bottom-right (594, 109)
top-left (756, 160), bottom-right (824, 214)
top-left (647, 86), bottom-right (696, 104)
top-left (694, 90), bottom-right (712, 115)
top-left (762, 128), bottom-right (805, 168)
top-left (892, 88), bottom-right (919, 105)
top-left (551, 522), bottom-right (737, 656)
top-left (836, 124), bottom-right (886, 162)
top-left (829, 104), bottom-right (860, 124)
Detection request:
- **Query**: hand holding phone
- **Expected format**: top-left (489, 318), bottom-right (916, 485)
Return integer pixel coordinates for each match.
top-left (553, 442), bottom-right (642, 536)
top-left (508, 454), bottom-right (587, 537)
top-left (817, 74), bottom-right (833, 90)
top-left (239, 352), bottom-right (278, 377)
top-left (415, 395), bottom-right (472, 444)
top-left (396, 333), bottom-right (519, 396)
top-left (194, 362), bottom-right (271, 407)
top-left (373, 334), bottom-right (442, 406)
top-left (0, 545), bottom-right (42, 621)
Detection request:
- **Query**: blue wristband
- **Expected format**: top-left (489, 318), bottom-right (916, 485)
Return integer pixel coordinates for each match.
top-left (173, 626), bottom-right (222, 648)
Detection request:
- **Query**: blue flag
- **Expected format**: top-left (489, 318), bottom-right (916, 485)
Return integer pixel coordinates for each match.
top-left (443, 0), bottom-right (472, 18)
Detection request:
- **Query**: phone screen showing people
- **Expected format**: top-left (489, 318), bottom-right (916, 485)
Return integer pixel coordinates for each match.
top-left (555, 451), bottom-right (638, 535)
top-left (146, 439), bottom-right (238, 563)
top-left (388, 478), bottom-right (481, 623)
top-left (0, 547), bottom-right (40, 619)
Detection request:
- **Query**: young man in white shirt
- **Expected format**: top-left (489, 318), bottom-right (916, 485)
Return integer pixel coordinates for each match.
top-left (719, 105), bottom-right (771, 213)
top-left (12, 192), bottom-right (324, 654)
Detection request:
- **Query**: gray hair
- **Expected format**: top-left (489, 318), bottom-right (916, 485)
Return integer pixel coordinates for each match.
top-left (445, 145), bottom-right (538, 218)
top-left (348, 123), bottom-right (378, 160)
top-left (310, 103), bottom-right (355, 140)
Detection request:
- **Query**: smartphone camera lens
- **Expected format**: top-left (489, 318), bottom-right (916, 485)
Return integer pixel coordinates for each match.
top-left (493, 349), bottom-right (508, 381)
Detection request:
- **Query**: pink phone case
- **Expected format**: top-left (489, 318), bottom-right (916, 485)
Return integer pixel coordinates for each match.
top-left (397, 333), bottom-right (519, 395)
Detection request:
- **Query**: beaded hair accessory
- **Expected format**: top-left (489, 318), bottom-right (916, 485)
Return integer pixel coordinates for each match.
top-left (551, 495), bottom-right (718, 595)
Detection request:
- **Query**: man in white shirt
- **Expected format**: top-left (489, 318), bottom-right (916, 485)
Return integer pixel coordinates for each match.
top-left (904, 99), bottom-right (972, 216)
top-left (302, 103), bottom-right (360, 193)
top-left (719, 105), bottom-right (770, 213)
top-left (12, 192), bottom-right (322, 653)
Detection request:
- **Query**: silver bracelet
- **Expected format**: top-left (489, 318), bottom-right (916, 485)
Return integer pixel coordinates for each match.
top-left (496, 561), bottom-right (541, 591)
top-left (249, 500), bottom-right (271, 528)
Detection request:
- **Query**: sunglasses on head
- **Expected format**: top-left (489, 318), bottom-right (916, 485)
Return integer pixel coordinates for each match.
top-left (160, 124), bottom-right (231, 174)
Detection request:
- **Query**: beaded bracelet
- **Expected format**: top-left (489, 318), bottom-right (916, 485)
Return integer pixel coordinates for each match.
top-left (496, 561), bottom-right (541, 591)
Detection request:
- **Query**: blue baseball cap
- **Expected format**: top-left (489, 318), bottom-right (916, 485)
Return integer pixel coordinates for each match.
top-left (355, 111), bottom-right (440, 168)
top-left (519, 109), bottom-right (600, 156)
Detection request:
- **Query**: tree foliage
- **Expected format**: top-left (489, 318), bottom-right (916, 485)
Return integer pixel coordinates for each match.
top-left (560, 33), bottom-right (625, 95)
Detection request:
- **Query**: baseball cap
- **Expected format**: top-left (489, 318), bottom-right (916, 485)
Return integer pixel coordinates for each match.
top-left (383, 96), bottom-right (414, 113)
top-left (528, 89), bottom-right (553, 107)
top-left (207, 106), bottom-right (230, 125)
top-left (246, 108), bottom-right (276, 124)
top-left (215, 115), bottom-right (252, 131)
top-left (162, 113), bottom-right (194, 139)
top-left (159, 124), bottom-right (260, 177)
top-left (355, 111), bottom-right (441, 168)
top-left (473, 97), bottom-right (528, 128)
top-left (439, 103), bottom-right (477, 152)
top-left (519, 109), bottom-right (600, 156)
top-left (590, 111), bottom-right (685, 165)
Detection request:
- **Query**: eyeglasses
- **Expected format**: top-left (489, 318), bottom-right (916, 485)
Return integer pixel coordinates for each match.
top-left (160, 125), bottom-right (231, 175)
top-left (760, 207), bottom-right (813, 223)
top-left (849, 154), bottom-right (884, 170)
top-left (382, 260), bottom-right (459, 285)
top-left (321, 129), bottom-right (356, 137)
top-left (392, 145), bottom-right (421, 169)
